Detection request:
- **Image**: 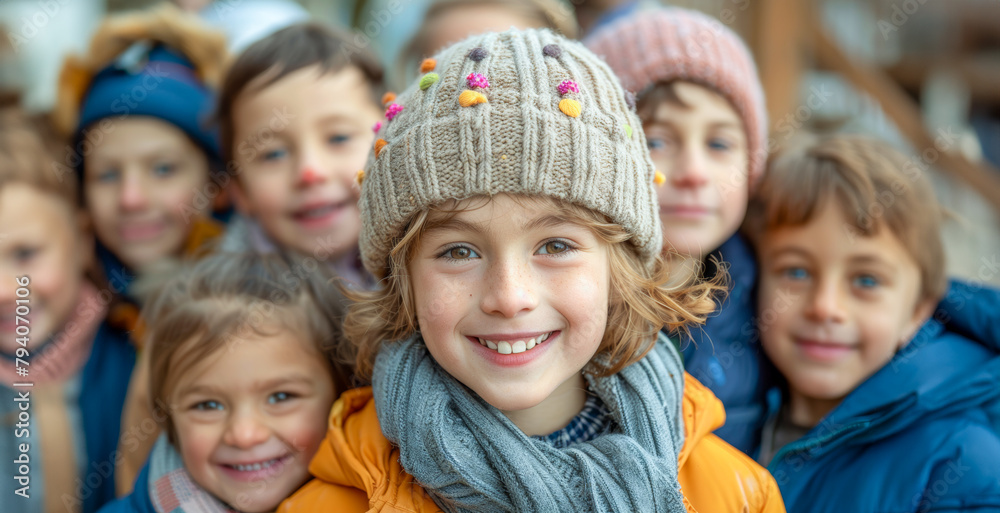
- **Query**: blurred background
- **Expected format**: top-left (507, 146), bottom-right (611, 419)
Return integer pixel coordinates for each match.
top-left (2, 0), bottom-right (999, 285)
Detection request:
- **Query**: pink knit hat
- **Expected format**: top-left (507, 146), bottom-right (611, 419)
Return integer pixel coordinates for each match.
top-left (585, 7), bottom-right (768, 186)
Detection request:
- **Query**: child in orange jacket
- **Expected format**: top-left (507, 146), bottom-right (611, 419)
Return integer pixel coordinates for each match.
top-left (280, 28), bottom-right (784, 512)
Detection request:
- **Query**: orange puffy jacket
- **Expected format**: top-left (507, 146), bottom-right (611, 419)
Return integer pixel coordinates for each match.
top-left (279, 373), bottom-right (785, 513)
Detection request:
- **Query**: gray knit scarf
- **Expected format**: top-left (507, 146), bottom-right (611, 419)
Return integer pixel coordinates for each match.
top-left (373, 332), bottom-right (688, 513)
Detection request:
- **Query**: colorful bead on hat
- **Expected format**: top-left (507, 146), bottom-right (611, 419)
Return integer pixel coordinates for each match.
top-left (466, 72), bottom-right (490, 89)
top-left (459, 90), bottom-right (488, 107)
top-left (467, 47), bottom-right (487, 61)
top-left (556, 79), bottom-right (582, 118)
top-left (385, 103), bottom-right (404, 121)
top-left (557, 80), bottom-right (579, 95)
top-left (460, 70), bottom-right (489, 107)
top-left (420, 73), bottom-right (440, 90)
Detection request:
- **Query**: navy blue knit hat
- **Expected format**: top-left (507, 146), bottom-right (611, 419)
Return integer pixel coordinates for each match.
top-left (76, 41), bottom-right (221, 162)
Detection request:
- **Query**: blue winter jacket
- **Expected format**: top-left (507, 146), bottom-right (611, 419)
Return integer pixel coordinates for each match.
top-left (679, 233), bottom-right (777, 454)
top-left (937, 279), bottom-right (1000, 353)
top-left (81, 323), bottom-right (137, 512)
top-left (767, 318), bottom-right (1000, 512)
top-left (97, 462), bottom-right (155, 513)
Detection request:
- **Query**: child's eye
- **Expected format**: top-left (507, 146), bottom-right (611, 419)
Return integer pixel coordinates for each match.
top-left (193, 400), bottom-right (224, 411)
top-left (708, 138), bottom-right (732, 151)
top-left (536, 240), bottom-right (574, 255)
top-left (781, 267), bottom-right (809, 281)
top-left (261, 148), bottom-right (288, 162)
top-left (268, 392), bottom-right (294, 404)
top-left (13, 246), bottom-right (38, 264)
top-left (152, 162), bottom-right (176, 177)
top-left (95, 168), bottom-right (120, 183)
top-left (647, 138), bottom-right (667, 151)
top-left (853, 274), bottom-right (880, 289)
top-left (328, 134), bottom-right (350, 145)
top-left (439, 245), bottom-right (479, 261)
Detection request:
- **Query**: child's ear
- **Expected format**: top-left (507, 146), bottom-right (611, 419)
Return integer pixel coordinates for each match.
top-left (228, 181), bottom-right (253, 216)
top-left (899, 297), bottom-right (936, 349)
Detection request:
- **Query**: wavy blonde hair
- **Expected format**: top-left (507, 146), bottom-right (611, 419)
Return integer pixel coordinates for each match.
top-left (346, 196), bottom-right (724, 379)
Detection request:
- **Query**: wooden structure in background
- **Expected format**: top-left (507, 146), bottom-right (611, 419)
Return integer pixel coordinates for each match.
top-left (750, 0), bottom-right (1000, 212)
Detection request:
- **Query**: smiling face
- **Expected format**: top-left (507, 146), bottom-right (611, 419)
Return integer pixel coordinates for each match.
top-left (757, 201), bottom-right (933, 425)
top-left (231, 65), bottom-right (382, 260)
top-left (0, 184), bottom-right (91, 351)
top-left (169, 326), bottom-right (335, 512)
top-left (408, 195), bottom-right (610, 435)
top-left (84, 117), bottom-right (212, 271)
top-left (642, 81), bottom-right (749, 259)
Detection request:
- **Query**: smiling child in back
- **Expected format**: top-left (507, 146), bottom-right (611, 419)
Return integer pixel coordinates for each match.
top-left (746, 135), bottom-right (1000, 512)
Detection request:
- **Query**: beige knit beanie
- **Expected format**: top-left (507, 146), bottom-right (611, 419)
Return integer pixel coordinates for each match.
top-left (359, 28), bottom-right (662, 277)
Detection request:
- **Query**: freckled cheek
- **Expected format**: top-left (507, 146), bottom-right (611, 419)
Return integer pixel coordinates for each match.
top-left (549, 270), bottom-right (609, 339)
top-left (414, 271), bottom-right (474, 330)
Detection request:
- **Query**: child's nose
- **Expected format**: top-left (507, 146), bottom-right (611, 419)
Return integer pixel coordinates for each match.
top-left (223, 411), bottom-right (271, 449)
top-left (670, 147), bottom-right (710, 189)
top-left (296, 143), bottom-right (332, 187)
top-left (806, 279), bottom-right (848, 323)
top-left (119, 171), bottom-right (149, 210)
top-left (480, 258), bottom-right (538, 318)
top-left (297, 165), bottom-right (325, 187)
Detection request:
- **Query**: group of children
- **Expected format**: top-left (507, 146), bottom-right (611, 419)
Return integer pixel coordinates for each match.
top-left (2, 2), bottom-right (999, 512)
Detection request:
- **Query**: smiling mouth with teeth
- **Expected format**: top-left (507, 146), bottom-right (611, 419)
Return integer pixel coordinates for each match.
top-left (227, 457), bottom-right (284, 472)
top-left (293, 201), bottom-right (349, 221)
top-left (476, 332), bottom-right (552, 355)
